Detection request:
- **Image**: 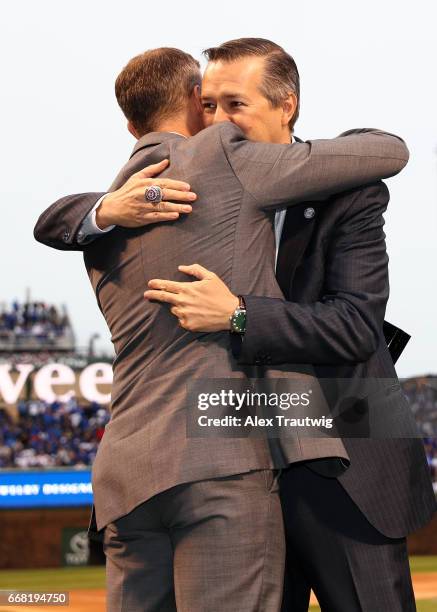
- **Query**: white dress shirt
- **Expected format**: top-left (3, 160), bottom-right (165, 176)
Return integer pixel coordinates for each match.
top-left (76, 195), bottom-right (114, 243)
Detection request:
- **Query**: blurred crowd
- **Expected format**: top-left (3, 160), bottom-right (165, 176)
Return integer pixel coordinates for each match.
top-left (0, 399), bottom-right (109, 468)
top-left (0, 301), bottom-right (71, 342)
top-left (403, 377), bottom-right (437, 492)
top-left (403, 378), bottom-right (437, 437)
top-left (424, 438), bottom-right (437, 492)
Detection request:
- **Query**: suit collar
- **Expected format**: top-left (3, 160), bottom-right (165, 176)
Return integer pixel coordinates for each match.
top-left (131, 131), bottom-right (301, 159)
top-left (130, 131), bottom-right (185, 159)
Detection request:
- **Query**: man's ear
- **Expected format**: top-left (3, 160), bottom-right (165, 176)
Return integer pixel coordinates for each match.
top-left (191, 84), bottom-right (203, 113)
top-left (127, 121), bottom-right (140, 139)
top-left (282, 92), bottom-right (298, 127)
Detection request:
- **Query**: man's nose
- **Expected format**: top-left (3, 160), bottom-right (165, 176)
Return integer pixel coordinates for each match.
top-left (213, 106), bottom-right (230, 123)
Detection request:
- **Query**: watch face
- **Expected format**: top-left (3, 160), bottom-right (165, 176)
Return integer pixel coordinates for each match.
top-left (232, 309), bottom-right (246, 333)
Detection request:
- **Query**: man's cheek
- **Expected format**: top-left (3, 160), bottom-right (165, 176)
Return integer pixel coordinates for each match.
top-left (202, 113), bottom-right (214, 127)
top-left (234, 119), bottom-right (255, 141)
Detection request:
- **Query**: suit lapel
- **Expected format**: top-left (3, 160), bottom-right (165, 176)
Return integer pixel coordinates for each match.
top-left (276, 205), bottom-right (317, 298)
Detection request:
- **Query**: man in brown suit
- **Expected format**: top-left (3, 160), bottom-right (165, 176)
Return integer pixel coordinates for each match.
top-left (34, 46), bottom-right (416, 611)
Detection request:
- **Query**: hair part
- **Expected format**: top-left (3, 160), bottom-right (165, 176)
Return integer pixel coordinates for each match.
top-left (115, 48), bottom-right (201, 136)
top-left (203, 38), bottom-right (300, 130)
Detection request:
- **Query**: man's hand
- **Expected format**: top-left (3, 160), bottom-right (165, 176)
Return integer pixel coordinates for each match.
top-left (144, 264), bottom-right (239, 332)
top-left (96, 159), bottom-right (197, 229)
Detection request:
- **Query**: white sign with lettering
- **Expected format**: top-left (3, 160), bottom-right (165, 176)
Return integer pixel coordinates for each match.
top-left (0, 363), bottom-right (113, 405)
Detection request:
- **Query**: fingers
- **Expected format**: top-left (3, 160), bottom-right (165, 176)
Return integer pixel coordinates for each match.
top-left (147, 279), bottom-right (182, 293)
top-left (143, 201), bottom-right (192, 214)
top-left (161, 188), bottom-right (196, 203)
top-left (143, 290), bottom-right (179, 305)
top-left (178, 264), bottom-right (213, 280)
top-left (133, 208), bottom-right (193, 226)
top-left (143, 212), bottom-right (180, 223)
top-left (159, 201), bottom-right (193, 213)
top-left (136, 159), bottom-right (169, 178)
top-left (158, 179), bottom-right (192, 192)
top-left (138, 180), bottom-right (196, 204)
top-left (139, 175), bottom-right (192, 192)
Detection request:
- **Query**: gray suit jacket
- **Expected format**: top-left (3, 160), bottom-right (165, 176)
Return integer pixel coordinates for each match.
top-left (34, 123), bottom-right (409, 530)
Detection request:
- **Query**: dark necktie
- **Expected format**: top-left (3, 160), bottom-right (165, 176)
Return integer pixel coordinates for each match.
top-left (275, 209), bottom-right (295, 299)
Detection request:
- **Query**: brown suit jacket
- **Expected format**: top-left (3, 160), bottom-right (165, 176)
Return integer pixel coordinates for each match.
top-left (34, 123), bottom-right (409, 530)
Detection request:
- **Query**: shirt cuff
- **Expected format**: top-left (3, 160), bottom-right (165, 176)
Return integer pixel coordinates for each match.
top-left (77, 195), bottom-right (115, 244)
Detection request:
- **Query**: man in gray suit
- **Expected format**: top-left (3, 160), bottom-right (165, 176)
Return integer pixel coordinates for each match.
top-left (34, 44), bottom-right (424, 611)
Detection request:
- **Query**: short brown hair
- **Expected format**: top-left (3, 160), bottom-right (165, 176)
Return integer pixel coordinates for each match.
top-left (203, 38), bottom-right (300, 130)
top-left (115, 48), bottom-right (201, 136)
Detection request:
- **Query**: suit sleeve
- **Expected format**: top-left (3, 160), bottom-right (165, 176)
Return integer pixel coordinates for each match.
top-left (222, 125), bottom-right (408, 211)
top-left (33, 192), bottom-right (106, 251)
top-left (237, 182), bottom-right (390, 365)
